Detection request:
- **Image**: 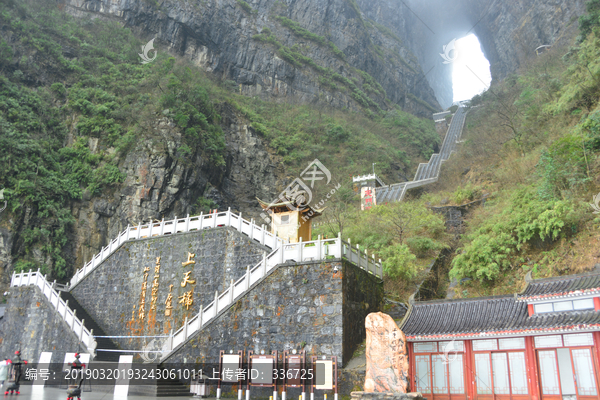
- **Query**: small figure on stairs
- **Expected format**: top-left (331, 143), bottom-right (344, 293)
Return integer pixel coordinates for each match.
top-left (4, 350), bottom-right (27, 395)
top-left (66, 353), bottom-right (86, 400)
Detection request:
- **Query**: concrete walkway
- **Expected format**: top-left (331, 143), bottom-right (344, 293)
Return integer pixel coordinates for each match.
top-left (2, 386), bottom-right (196, 399)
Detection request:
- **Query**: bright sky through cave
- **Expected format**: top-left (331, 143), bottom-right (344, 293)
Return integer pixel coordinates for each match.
top-left (452, 34), bottom-right (492, 102)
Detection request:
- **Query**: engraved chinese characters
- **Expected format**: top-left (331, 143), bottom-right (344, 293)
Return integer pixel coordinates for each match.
top-left (364, 312), bottom-right (409, 393)
top-left (151, 257), bottom-right (161, 311)
top-left (138, 266), bottom-right (151, 321)
top-left (179, 252), bottom-right (196, 311)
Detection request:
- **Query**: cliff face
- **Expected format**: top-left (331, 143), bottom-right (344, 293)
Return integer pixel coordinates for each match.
top-left (356, 0), bottom-right (587, 108)
top-left (63, 0), bottom-right (440, 116)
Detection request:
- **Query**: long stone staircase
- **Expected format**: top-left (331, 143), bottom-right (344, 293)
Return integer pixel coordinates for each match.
top-left (375, 106), bottom-right (468, 203)
top-left (11, 210), bottom-right (382, 364)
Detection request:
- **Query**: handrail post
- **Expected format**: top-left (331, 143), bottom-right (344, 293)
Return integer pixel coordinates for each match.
top-left (27, 269), bottom-right (32, 285)
top-left (148, 221), bottom-right (153, 237)
top-left (246, 266), bottom-right (251, 290)
top-left (64, 300), bottom-right (69, 319)
top-left (379, 259), bottom-right (382, 278)
top-left (298, 238), bottom-right (303, 261)
top-left (80, 319), bottom-right (85, 341)
top-left (183, 317), bottom-right (188, 341)
top-left (317, 236), bottom-right (321, 260)
top-left (125, 224), bottom-right (130, 241)
top-left (160, 218), bottom-right (165, 235)
top-left (280, 245), bottom-right (284, 264)
top-left (72, 309), bottom-right (77, 330)
top-left (137, 222), bottom-right (142, 239)
top-left (249, 219), bottom-right (254, 240)
top-left (261, 225), bottom-right (265, 245)
top-left (213, 212), bottom-right (217, 228)
top-left (227, 208), bottom-right (232, 226)
top-left (199, 212), bottom-right (204, 230)
top-left (186, 214), bottom-right (190, 232)
top-left (356, 245), bottom-right (361, 269)
top-left (365, 250), bottom-right (369, 273)
top-left (199, 305), bottom-right (204, 328)
top-left (34, 269), bottom-right (39, 287)
top-left (262, 252), bottom-right (267, 276)
top-left (338, 233), bottom-right (342, 259)
top-left (173, 216), bottom-right (178, 233)
top-left (214, 291), bottom-right (220, 316)
top-left (239, 212), bottom-right (243, 231)
top-left (229, 279), bottom-right (234, 303)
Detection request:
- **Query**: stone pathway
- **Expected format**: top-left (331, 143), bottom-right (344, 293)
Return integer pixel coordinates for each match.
top-left (374, 106), bottom-right (468, 203)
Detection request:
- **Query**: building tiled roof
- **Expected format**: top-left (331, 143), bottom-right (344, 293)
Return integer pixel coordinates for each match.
top-left (517, 270), bottom-right (600, 302)
top-left (400, 295), bottom-right (600, 341)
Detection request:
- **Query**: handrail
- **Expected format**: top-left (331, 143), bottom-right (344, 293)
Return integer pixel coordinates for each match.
top-left (69, 208), bottom-right (286, 290)
top-left (159, 234), bottom-right (382, 361)
top-left (10, 270), bottom-right (97, 356)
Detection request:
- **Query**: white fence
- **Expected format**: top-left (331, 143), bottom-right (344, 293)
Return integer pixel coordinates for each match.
top-left (160, 234), bottom-right (382, 359)
top-left (70, 209), bottom-right (285, 289)
top-left (10, 270), bottom-right (97, 355)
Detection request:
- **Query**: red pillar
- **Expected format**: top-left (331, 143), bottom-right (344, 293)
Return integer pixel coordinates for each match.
top-left (524, 336), bottom-right (540, 400)
top-left (407, 342), bottom-right (415, 392)
top-left (465, 340), bottom-right (475, 400)
top-left (528, 304), bottom-right (534, 317)
top-left (593, 332), bottom-right (600, 380)
top-left (594, 297), bottom-right (600, 311)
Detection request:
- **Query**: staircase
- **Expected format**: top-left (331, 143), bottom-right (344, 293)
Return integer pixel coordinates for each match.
top-left (59, 291), bottom-right (123, 362)
top-left (374, 106), bottom-right (468, 203)
top-left (156, 375), bottom-right (190, 397)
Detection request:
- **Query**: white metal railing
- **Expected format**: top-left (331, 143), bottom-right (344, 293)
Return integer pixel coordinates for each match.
top-left (10, 270), bottom-right (97, 355)
top-left (160, 234), bottom-right (382, 359)
top-left (69, 208), bottom-right (285, 289)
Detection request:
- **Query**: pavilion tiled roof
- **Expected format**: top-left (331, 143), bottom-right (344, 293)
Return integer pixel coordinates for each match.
top-left (399, 295), bottom-right (600, 341)
top-left (517, 270), bottom-right (600, 302)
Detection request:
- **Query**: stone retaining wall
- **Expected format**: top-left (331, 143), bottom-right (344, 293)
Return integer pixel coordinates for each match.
top-left (0, 286), bottom-right (82, 363)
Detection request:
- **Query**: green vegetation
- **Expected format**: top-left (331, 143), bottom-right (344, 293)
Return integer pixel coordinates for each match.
top-left (235, 0), bottom-right (257, 14)
top-left (313, 0), bottom-right (600, 301)
top-left (273, 16), bottom-right (345, 60)
top-left (252, 30), bottom-right (383, 111)
top-left (0, 0), bottom-right (439, 281)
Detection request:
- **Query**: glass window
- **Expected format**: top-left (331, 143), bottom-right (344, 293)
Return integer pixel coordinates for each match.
top-left (473, 339), bottom-right (498, 351)
top-left (414, 342), bottom-right (437, 353)
top-left (448, 354), bottom-right (465, 394)
top-left (534, 303), bottom-right (554, 313)
top-left (474, 353), bottom-right (493, 394)
top-left (553, 301), bottom-right (573, 311)
top-left (280, 215), bottom-right (290, 225)
top-left (538, 351), bottom-right (560, 395)
top-left (572, 348), bottom-right (598, 396)
top-left (432, 355), bottom-right (448, 394)
top-left (492, 353), bottom-right (510, 394)
top-left (573, 298), bottom-right (595, 310)
top-left (535, 335), bottom-right (563, 348)
top-left (563, 333), bottom-right (594, 347)
top-left (499, 337), bottom-right (525, 350)
top-left (415, 355), bottom-right (431, 393)
top-left (508, 352), bottom-right (529, 395)
top-left (438, 340), bottom-right (464, 352)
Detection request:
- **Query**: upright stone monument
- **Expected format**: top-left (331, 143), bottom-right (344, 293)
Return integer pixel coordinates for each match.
top-left (363, 312), bottom-right (408, 393)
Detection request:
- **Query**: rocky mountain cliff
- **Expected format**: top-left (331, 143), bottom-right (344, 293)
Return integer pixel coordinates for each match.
top-left (63, 0), bottom-right (440, 117)
top-left (357, 0), bottom-right (587, 107)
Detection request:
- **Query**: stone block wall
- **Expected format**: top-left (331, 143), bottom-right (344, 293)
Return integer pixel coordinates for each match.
top-left (70, 227), bottom-right (266, 341)
top-left (165, 259), bottom-right (383, 367)
top-left (0, 286), bottom-right (82, 363)
top-left (343, 260), bottom-right (384, 364)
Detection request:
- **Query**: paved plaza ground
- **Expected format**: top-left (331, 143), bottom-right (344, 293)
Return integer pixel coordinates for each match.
top-left (1, 386), bottom-right (197, 399)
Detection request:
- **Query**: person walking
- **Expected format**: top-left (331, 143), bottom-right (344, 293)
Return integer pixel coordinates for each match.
top-left (0, 357), bottom-right (10, 388)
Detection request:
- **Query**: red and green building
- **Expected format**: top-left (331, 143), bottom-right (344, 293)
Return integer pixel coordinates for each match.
top-left (400, 270), bottom-right (600, 400)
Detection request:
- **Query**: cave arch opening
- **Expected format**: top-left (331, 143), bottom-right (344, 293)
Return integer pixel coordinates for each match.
top-left (451, 34), bottom-right (491, 103)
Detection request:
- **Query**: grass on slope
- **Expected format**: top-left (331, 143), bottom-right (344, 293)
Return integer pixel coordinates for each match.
top-left (0, 0), bottom-right (439, 281)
